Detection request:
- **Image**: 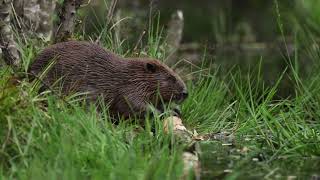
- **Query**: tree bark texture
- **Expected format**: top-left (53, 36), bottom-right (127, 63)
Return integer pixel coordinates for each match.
top-left (0, 0), bottom-right (20, 67)
top-left (53, 0), bottom-right (81, 43)
top-left (12, 0), bottom-right (55, 38)
top-left (38, 0), bottom-right (56, 38)
top-left (165, 10), bottom-right (184, 67)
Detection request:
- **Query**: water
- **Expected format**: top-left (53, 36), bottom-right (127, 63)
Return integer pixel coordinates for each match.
top-left (199, 141), bottom-right (320, 179)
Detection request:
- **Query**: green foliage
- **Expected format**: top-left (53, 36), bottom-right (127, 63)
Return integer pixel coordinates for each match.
top-left (2, 37), bottom-right (320, 178)
top-left (0, 68), bottom-right (184, 179)
top-left (1, 1), bottom-right (320, 179)
top-left (294, 0), bottom-right (320, 36)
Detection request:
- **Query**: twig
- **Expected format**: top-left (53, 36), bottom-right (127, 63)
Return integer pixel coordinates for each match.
top-left (95, 0), bottom-right (118, 44)
top-left (133, 29), bottom-right (146, 54)
top-left (106, 0), bottom-right (118, 25)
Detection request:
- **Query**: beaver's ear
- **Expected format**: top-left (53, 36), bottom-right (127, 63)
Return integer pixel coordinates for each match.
top-left (145, 62), bottom-right (157, 73)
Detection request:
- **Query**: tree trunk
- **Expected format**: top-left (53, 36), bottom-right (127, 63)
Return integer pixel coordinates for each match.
top-left (164, 10), bottom-right (184, 67)
top-left (0, 0), bottom-right (20, 68)
top-left (52, 0), bottom-right (81, 43)
top-left (38, 0), bottom-right (56, 38)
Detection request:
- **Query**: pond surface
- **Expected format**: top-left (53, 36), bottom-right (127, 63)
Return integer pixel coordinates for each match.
top-left (199, 141), bottom-right (320, 179)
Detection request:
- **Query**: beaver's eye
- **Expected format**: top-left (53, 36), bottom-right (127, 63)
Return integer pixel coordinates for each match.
top-left (145, 62), bottom-right (157, 73)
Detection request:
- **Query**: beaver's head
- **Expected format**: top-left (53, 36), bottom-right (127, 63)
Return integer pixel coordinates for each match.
top-left (127, 58), bottom-right (188, 105)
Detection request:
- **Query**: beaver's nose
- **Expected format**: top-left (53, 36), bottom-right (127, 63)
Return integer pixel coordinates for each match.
top-left (181, 90), bottom-right (188, 99)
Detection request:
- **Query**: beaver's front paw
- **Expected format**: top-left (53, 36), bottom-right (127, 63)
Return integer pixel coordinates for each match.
top-left (172, 106), bottom-right (182, 117)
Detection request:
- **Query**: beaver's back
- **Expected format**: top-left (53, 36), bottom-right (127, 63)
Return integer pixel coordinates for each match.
top-left (29, 41), bottom-right (126, 100)
top-left (30, 41), bottom-right (119, 75)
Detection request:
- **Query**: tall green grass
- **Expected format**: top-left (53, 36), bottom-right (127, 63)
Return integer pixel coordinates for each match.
top-left (1, 36), bottom-right (320, 179)
top-left (1, 1), bottom-right (320, 179)
top-left (0, 67), bottom-right (185, 179)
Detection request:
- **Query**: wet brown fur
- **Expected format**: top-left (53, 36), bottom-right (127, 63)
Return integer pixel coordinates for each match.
top-left (29, 41), bottom-right (187, 118)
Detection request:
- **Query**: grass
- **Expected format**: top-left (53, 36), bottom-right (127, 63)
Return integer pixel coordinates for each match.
top-left (1, 39), bottom-right (320, 179)
top-left (1, 2), bottom-right (320, 179)
top-left (0, 67), bottom-right (184, 179)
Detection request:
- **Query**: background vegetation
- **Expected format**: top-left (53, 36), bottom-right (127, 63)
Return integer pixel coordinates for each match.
top-left (1, 0), bottom-right (320, 179)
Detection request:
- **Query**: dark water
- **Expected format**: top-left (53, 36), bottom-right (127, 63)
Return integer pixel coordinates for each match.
top-left (200, 141), bottom-right (320, 179)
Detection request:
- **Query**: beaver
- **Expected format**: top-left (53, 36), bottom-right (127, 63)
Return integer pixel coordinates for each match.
top-left (29, 41), bottom-right (188, 119)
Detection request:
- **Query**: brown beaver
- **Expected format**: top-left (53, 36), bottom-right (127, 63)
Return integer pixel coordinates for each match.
top-left (29, 41), bottom-right (188, 119)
